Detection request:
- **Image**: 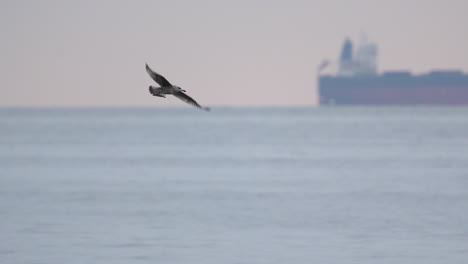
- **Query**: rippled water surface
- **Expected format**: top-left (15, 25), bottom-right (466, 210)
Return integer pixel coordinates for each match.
top-left (1, 107), bottom-right (468, 264)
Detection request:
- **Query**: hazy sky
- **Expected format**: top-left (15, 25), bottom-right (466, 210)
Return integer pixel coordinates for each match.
top-left (1, 0), bottom-right (467, 107)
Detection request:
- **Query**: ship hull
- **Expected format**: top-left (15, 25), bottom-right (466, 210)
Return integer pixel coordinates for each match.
top-left (320, 86), bottom-right (468, 105)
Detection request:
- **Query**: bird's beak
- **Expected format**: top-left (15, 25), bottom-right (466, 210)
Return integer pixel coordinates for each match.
top-left (182, 90), bottom-right (186, 92)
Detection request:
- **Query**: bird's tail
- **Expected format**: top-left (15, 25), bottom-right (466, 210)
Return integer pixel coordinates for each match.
top-left (149, 86), bottom-right (165, 97)
top-left (148, 86), bottom-right (156, 95)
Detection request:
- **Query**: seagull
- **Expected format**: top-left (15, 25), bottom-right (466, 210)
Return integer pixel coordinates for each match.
top-left (145, 64), bottom-right (209, 111)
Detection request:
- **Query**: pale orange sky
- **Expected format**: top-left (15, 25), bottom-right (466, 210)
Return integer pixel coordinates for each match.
top-left (1, 0), bottom-right (467, 107)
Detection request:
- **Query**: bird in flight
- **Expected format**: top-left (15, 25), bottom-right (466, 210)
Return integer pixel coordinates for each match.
top-left (145, 64), bottom-right (210, 111)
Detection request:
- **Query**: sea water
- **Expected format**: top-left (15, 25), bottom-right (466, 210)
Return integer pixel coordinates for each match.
top-left (1, 107), bottom-right (467, 264)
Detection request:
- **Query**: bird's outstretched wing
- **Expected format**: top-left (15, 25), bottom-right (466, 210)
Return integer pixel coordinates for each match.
top-left (173, 91), bottom-right (210, 111)
top-left (145, 64), bottom-right (172, 87)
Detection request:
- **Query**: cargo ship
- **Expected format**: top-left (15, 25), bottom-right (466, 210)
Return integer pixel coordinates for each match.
top-left (318, 37), bottom-right (468, 105)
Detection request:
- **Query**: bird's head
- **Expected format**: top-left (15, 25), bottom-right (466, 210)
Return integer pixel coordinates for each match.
top-left (176, 86), bottom-right (186, 93)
